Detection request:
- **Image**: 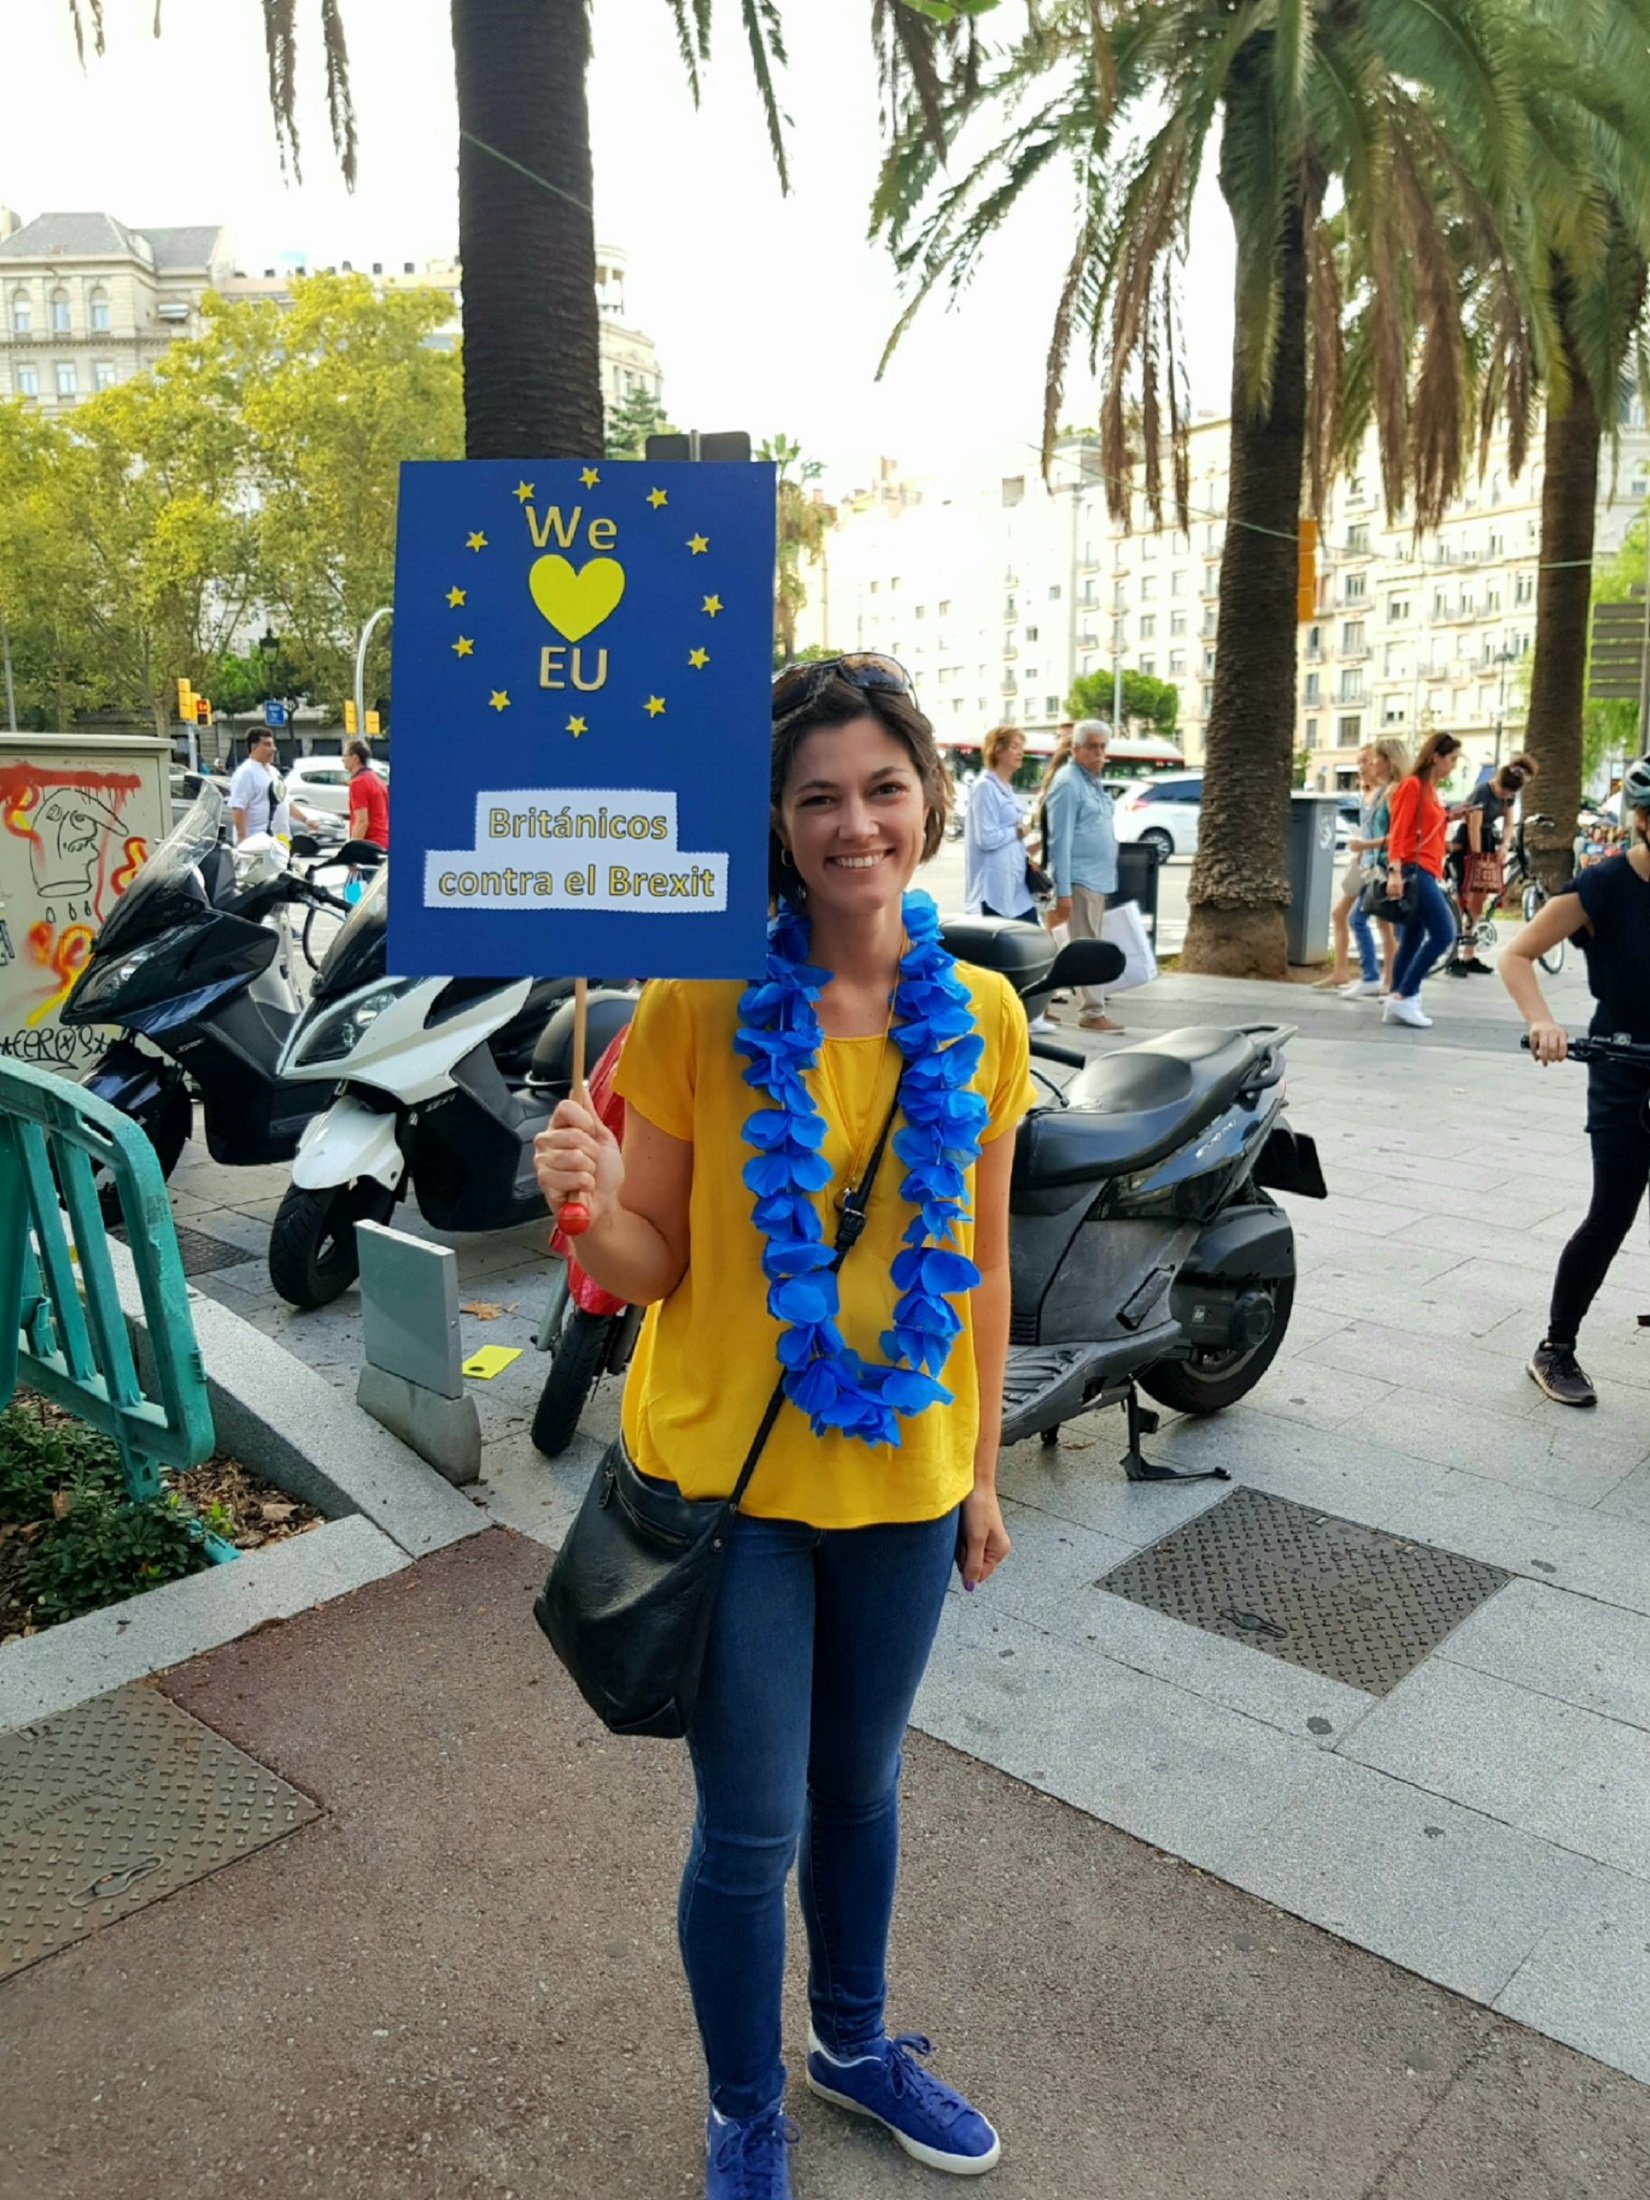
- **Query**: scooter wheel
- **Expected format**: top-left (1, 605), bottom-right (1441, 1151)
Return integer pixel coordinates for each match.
top-left (97, 1077), bottom-right (192, 1227)
top-left (531, 1306), bottom-right (613, 1458)
top-left (1138, 1276), bottom-right (1295, 1417)
top-left (268, 1179), bottom-right (397, 1309)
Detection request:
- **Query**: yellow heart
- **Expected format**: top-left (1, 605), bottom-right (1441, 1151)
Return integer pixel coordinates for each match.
top-left (527, 554), bottom-right (626, 643)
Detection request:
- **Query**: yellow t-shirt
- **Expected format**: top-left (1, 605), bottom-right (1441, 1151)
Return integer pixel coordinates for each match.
top-left (613, 964), bottom-right (1036, 1529)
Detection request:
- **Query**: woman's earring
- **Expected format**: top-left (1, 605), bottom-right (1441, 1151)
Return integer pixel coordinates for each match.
top-left (780, 846), bottom-right (796, 869)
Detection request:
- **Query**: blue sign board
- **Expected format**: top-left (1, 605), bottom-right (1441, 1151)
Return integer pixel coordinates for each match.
top-left (387, 458), bottom-right (777, 980)
top-left (264, 700), bottom-right (288, 729)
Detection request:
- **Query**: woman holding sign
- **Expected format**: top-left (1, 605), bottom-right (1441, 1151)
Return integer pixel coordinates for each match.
top-left (535, 657), bottom-right (1031, 2196)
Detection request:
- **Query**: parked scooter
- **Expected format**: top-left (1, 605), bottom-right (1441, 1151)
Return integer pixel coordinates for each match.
top-left (526, 917), bottom-right (1328, 1473)
top-left (269, 868), bottom-right (633, 1306)
top-left (62, 783), bottom-right (378, 1208)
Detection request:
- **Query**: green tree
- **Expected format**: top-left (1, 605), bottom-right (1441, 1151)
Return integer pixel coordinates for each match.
top-left (876, 1), bottom-right (1557, 975)
top-left (0, 401), bottom-right (103, 729)
top-left (1067, 668), bottom-right (1179, 739)
top-left (1580, 510), bottom-right (1650, 782)
top-left (759, 434), bottom-right (836, 662)
top-left (605, 386), bottom-right (679, 461)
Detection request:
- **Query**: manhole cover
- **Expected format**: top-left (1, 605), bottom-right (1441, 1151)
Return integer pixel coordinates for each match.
top-left (1097, 1486), bottom-right (1510, 1694)
top-left (0, 1683), bottom-right (317, 1982)
top-left (110, 1223), bottom-right (249, 1276)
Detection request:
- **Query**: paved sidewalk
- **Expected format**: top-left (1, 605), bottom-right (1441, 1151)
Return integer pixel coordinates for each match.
top-left (51, 952), bottom-right (1650, 2103)
top-left (5, 1532), bottom-right (1650, 2199)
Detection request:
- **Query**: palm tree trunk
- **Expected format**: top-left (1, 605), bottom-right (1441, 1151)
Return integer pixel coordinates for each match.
top-left (1524, 288), bottom-right (1600, 891)
top-left (451, 0), bottom-right (603, 459)
top-left (1182, 129), bottom-right (1308, 977)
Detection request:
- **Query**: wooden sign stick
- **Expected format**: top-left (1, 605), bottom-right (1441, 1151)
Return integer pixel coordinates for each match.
top-left (557, 977), bottom-right (594, 1238)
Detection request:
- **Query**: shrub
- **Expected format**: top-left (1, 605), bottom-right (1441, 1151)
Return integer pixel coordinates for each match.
top-left (0, 1402), bottom-right (122, 1526)
top-left (25, 1479), bottom-right (210, 1625)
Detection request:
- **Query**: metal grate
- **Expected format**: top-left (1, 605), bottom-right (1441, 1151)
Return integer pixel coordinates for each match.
top-left (0, 1683), bottom-right (317, 1982)
top-left (110, 1222), bottom-right (250, 1276)
top-left (1096, 1486), bottom-right (1511, 1695)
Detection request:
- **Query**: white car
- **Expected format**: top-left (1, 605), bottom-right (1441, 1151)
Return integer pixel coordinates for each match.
top-left (1111, 772), bottom-right (1203, 861)
top-left (284, 756), bottom-right (389, 819)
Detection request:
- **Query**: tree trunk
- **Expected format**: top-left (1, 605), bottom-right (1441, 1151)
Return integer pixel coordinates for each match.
top-left (451, 0), bottom-right (603, 459)
top-left (1181, 109), bottom-right (1309, 979)
top-left (1524, 287), bottom-right (1600, 891)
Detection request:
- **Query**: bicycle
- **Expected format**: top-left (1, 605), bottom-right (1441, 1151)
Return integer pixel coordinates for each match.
top-left (1436, 812), bottom-right (1564, 978)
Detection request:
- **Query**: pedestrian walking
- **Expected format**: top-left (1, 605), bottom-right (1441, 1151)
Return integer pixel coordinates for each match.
top-left (1443, 754), bottom-right (1537, 976)
top-left (963, 725), bottom-right (1035, 920)
top-left (1031, 723), bottom-right (1075, 875)
top-left (1382, 732), bottom-right (1463, 1029)
top-left (1340, 736), bottom-right (1409, 999)
top-left (1317, 745), bottom-right (1379, 990)
top-left (534, 655), bottom-right (1032, 2197)
top-left (343, 739), bottom-right (389, 850)
top-left (1043, 719), bottom-right (1123, 1032)
top-left (1501, 754), bottom-right (1650, 1407)
top-left (227, 727), bottom-right (289, 844)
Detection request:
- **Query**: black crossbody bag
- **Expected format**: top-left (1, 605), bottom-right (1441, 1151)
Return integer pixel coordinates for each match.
top-left (533, 1092), bottom-right (902, 1739)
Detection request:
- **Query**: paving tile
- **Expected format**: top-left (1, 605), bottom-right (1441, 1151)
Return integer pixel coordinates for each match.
top-left (1338, 1658), bottom-right (1601, 1831)
top-left (1237, 1354), bottom-right (1398, 1431)
top-left (1153, 1406), bottom-right (1452, 1529)
top-left (1356, 1393), bottom-right (1644, 1507)
top-left (1296, 1319), bottom-right (1549, 1421)
top-left (1440, 1576), bottom-right (1650, 1731)
top-left (994, 1435), bottom-right (1229, 1547)
top-left (1390, 1471), bottom-right (1650, 1617)
top-left (1221, 1750), bottom-right (1602, 2004)
top-left (987, 1501), bottom-right (1137, 1628)
top-left (1523, 1720), bottom-right (1650, 1881)
top-left (1495, 1866), bottom-right (1650, 2084)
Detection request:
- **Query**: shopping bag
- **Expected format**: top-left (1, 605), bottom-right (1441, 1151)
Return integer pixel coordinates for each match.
top-left (1100, 900), bottom-right (1159, 992)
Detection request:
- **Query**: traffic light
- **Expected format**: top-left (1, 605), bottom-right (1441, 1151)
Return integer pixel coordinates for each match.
top-left (344, 700), bottom-right (359, 736)
top-left (194, 696), bottom-right (212, 726)
top-left (365, 709), bottom-right (381, 737)
top-left (1297, 519), bottom-right (1319, 624)
top-left (176, 677), bottom-right (194, 720)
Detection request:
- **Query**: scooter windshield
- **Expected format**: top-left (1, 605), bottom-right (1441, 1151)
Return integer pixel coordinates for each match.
top-left (92, 783), bottom-right (229, 959)
top-left (311, 863), bottom-right (389, 1005)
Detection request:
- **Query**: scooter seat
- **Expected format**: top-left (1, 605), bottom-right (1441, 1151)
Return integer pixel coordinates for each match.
top-left (1017, 1027), bottom-right (1264, 1187)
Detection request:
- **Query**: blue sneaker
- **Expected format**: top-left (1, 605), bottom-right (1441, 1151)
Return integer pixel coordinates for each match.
top-left (706, 2105), bottom-right (799, 2198)
top-left (805, 2030), bottom-right (1001, 2174)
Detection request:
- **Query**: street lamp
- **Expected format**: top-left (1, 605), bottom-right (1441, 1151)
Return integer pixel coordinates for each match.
top-left (355, 605), bottom-right (392, 746)
top-left (1493, 644), bottom-right (1517, 772)
top-left (258, 626), bottom-right (280, 701)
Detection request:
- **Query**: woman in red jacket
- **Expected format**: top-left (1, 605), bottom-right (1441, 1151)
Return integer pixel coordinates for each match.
top-left (1383, 732), bottom-right (1464, 1029)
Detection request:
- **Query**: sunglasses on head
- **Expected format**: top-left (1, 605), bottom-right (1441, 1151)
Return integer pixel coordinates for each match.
top-left (771, 653), bottom-right (916, 718)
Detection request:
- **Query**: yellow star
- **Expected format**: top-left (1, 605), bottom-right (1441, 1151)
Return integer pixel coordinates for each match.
top-left (702, 594), bottom-right (723, 618)
top-left (489, 690), bottom-right (510, 712)
top-left (452, 635), bottom-right (474, 657)
top-left (446, 586), bottom-right (466, 609)
top-left (513, 481), bottom-right (534, 503)
top-left (688, 647), bottom-right (709, 670)
top-left (687, 533), bottom-right (709, 555)
top-left (467, 531), bottom-right (488, 552)
top-left (644, 696), bottom-right (666, 718)
top-left (580, 467), bottom-right (600, 488)
top-left (647, 488), bottom-right (668, 509)
top-left (566, 715), bottom-right (588, 737)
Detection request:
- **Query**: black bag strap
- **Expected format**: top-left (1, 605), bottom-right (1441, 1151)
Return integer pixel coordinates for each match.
top-left (726, 1086), bottom-right (903, 1511)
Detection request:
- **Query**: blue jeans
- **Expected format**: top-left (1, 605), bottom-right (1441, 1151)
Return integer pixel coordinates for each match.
top-left (1390, 870), bottom-right (1457, 999)
top-left (1349, 893), bottom-right (1380, 984)
top-left (679, 1507), bottom-right (959, 2120)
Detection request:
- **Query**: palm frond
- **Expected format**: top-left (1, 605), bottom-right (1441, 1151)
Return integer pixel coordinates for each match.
top-left (739, 0), bottom-right (792, 194)
top-left (262, 0), bottom-right (302, 182)
top-left (663, 0), bottom-right (713, 103)
top-left (67, 0), bottom-right (104, 64)
top-left (319, 0), bottom-right (357, 190)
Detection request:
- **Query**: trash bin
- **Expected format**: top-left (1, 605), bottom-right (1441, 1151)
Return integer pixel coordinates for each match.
top-left (1286, 792), bottom-right (1343, 965)
top-left (1113, 840), bottom-right (1161, 945)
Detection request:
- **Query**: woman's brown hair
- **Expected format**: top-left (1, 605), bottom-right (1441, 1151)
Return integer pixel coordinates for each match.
top-left (769, 673), bottom-right (952, 901)
top-left (981, 723), bottom-right (1022, 772)
top-left (1411, 732), bottom-right (1462, 783)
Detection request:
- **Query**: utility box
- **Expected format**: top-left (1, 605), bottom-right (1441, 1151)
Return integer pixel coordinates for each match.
top-left (0, 734), bottom-right (172, 1076)
top-left (1286, 791), bottom-right (1343, 966)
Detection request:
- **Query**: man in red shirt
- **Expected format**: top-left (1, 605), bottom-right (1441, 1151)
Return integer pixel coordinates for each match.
top-left (345, 740), bottom-right (389, 849)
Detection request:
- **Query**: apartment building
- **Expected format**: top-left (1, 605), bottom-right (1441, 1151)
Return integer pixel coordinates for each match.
top-left (802, 413), bottom-right (1650, 779)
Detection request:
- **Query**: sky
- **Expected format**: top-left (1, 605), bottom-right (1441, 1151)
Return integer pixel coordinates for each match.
top-left (2, 0), bottom-right (1237, 491)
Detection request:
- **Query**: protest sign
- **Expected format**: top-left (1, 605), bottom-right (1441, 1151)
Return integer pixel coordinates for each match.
top-left (388, 458), bottom-right (777, 979)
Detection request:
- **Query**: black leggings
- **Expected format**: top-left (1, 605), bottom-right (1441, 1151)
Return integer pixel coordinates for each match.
top-left (1547, 1119), bottom-right (1650, 1348)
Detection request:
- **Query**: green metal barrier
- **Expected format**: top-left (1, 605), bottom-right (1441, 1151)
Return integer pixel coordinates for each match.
top-left (0, 1056), bottom-right (219, 1538)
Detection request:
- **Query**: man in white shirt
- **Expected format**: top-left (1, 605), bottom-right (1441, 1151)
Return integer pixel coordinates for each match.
top-left (228, 729), bottom-right (289, 842)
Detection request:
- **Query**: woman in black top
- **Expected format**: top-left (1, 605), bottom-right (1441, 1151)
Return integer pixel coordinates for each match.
top-left (1500, 756), bottom-right (1650, 1404)
top-left (1446, 754), bottom-right (1536, 976)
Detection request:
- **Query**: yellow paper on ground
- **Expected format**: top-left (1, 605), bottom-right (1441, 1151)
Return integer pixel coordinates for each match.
top-left (461, 1346), bottom-right (522, 1380)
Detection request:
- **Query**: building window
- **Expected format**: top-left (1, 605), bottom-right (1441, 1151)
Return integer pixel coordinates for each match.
top-left (1338, 670), bottom-right (1364, 703)
top-left (1348, 522), bottom-right (1371, 553)
top-left (1341, 620), bottom-right (1365, 654)
top-left (1202, 648), bottom-right (1215, 676)
top-left (1388, 596), bottom-right (1409, 622)
top-left (1169, 610), bottom-right (1187, 637)
top-left (938, 599), bottom-right (950, 616)
top-left (914, 604), bottom-right (926, 621)
top-left (1337, 713), bottom-right (1363, 745)
top-left (1344, 571), bottom-right (1367, 603)
top-left (1048, 584), bottom-right (1061, 601)
top-left (1514, 572), bottom-right (1534, 605)
top-left (1045, 695), bottom-right (1060, 717)
top-left (1024, 625), bottom-right (1039, 644)
top-left (1140, 615), bottom-right (1157, 640)
top-left (1383, 699), bottom-right (1407, 725)
top-left (15, 365), bottom-right (38, 397)
top-left (1489, 530), bottom-right (1504, 557)
top-left (1171, 569), bottom-right (1185, 596)
top-left (1304, 671), bottom-right (1321, 704)
top-left (10, 290), bottom-right (30, 334)
top-left (1203, 561), bottom-right (1220, 594)
top-left (93, 361), bottom-right (116, 392)
top-left (1305, 716), bottom-right (1320, 748)
top-left (1140, 576), bottom-right (1156, 601)
top-left (89, 286), bottom-right (111, 333)
top-left (1140, 657), bottom-right (1156, 677)
top-left (1168, 650), bottom-right (1186, 675)
top-left (55, 362), bottom-right (76, 398)
top-left (1306, 625), bottom-right (1322, 660)
top-left (1202, 684), bottom-right (1215, 713)
top-left (1141, 535), bottom-right (1157, 559)
top-left (50, 288), bottom-right (70, 333)
top-left (1433, 589), bottom-right (1450, 618)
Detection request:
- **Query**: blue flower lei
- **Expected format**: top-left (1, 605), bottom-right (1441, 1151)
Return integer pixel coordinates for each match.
top-left (734, 888), bottom-right (990, 1448)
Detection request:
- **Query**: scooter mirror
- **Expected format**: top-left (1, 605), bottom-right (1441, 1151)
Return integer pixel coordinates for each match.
top-left (340, 840), bottom-right (386, 868)
top-left (1049, 938), bottom-right (1126, 990)
top-left (289, 833), bottom-right (322, 859)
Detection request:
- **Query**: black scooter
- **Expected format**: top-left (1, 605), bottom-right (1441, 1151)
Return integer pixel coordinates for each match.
top-left (62, 784), bottom-right (377, 1197)
top-left (527, 917), bottom-right (1328, 1473)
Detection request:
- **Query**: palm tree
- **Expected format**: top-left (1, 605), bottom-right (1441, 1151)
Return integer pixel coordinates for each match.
top-left (68, 2), bottom-right (976, 457)
top-left (876, 0), bottom-right (1543, 975)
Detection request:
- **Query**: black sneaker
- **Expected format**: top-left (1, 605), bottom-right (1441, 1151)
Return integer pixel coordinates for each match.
top-left (1444, 958), bottom-right (1473, 978)
top-left (1528, 1343), bottom-right (1598, 1408)
top-left (1461, 956), bottom-right (1494, 975)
